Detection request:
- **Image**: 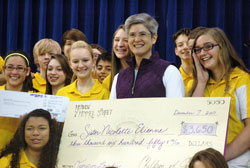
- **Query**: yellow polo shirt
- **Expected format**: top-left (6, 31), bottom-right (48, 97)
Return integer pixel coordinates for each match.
top-left (0, 117), bottom-right (19, 151)
top-left (0, 149), bottom-right (37, 168)
top-left (56, 79), bottom-right (110, 101)
top-left (102, 74), bottom-right (111, 91)
top-left (179, 65), bottom-right (193, 96)
top-left (204, 67), bottom-right (250, 144)
top-left (0, 56), bottom-right (4, 72)
top-left (32, 72), bottom-right (46, 94)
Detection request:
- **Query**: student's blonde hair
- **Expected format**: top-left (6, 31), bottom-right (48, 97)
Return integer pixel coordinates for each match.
top-left (69, 40), bottom-right (93, 60)
top-left (33, 38), bottom-right (61, 65)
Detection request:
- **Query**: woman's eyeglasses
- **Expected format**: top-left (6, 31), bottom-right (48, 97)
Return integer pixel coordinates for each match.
top-left (129, 32), bottom-right (151, 39)
top-left (193, 43), bottom-right (219, 54)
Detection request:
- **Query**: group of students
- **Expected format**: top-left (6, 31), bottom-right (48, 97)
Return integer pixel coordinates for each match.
top-left (0, 13), bottom-right (249, 167)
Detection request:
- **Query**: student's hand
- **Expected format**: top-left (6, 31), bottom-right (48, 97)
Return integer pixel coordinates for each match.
top-left (191, 52), bottom-right (209, 97)
top-left (192, 52), bottom-right (209, 85)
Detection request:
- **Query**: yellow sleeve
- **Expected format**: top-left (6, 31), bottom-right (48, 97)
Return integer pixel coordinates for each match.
top-left (32, 72), bottom-right (46, 94)
top-left (102, 88), bottom-right (110, 100)
top-left (102, 74), bottom-right (111, 91)
top-left (0, 154), bottom-right (11, 167)
top-left (0, 56), bottom-right (4, 72)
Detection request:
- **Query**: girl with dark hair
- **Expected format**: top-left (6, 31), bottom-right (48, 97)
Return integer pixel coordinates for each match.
top-left (0, 109), bottom-right (60, 168)
top-left (189, 148), bottom-right (228, 168)
top-left (0, 50), bottom-right (38, 151)
top-left (0, 50), bottom-right (37, 92)
top-left (45, 54), bottom-right (73, 95)
top-left (190, 27), bottom-right (250, 167)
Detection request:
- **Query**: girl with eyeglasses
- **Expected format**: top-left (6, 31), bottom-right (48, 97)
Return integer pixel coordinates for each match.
top-left (0, 50), bottom-right (39, 151)
top-left (1, 50), bottom-right (37, 92)
top-left (190, 27), bottom-right (250, 167)
top-left (102, 25), bottom-right (132, 91)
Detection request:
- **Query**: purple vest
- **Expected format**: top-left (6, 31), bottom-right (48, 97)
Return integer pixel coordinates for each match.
top-left (116, 52), bottom-right (172, 98)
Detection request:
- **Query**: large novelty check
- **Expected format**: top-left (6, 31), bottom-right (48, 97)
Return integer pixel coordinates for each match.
top-left (57, 97), bottom-right (230, 168)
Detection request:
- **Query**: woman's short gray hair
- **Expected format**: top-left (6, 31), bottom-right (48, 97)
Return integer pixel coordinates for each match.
top-left (125, 13), bottom-right (159, 35)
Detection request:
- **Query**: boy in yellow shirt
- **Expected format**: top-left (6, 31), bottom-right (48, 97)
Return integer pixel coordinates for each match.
top-left (173, 27), bottom-right (206, 95)
top-left (173, 28), bottom-right (192, 96)
top-left (32, 39), bottom-right (61, 93)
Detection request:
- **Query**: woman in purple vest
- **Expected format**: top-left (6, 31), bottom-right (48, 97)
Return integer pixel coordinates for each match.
top-left (110, 13), bottom-right (185, 98)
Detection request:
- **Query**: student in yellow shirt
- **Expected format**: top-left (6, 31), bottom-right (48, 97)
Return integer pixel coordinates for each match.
top-left (96, 52), bottom-right (112, 84)
top-left (0, 50), bottom-right (38, 151)
top-left (32, 38), bottom-right (61, 93)
top-left (57, 41), bottom-right (110, 101)
top-left (190, 27), bottom-right (250, 167)
top-left (173, 28), bottom-right (191, 96)
top-left (45, 54), bottom-right (73, 95)
top-left (0, 50), bottom-right (37, 92)
top-left (0, 109), bottom-right (60, 168)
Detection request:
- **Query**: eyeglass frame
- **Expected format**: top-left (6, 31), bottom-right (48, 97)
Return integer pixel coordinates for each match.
top-left (193, 43), bottom-right (220, 54)
top-left (4, 65), bottom-right (28, 72)
top-left (128, 31), bottom-right (152, 39)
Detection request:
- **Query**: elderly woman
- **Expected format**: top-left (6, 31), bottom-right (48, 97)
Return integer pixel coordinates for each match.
top-left (110, 13), bottom-right (184, 98)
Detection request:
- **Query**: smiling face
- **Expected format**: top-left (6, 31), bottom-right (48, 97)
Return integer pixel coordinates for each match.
top-left (195, 34), bottom-right (221, 72)
top-left (25, 117), bottom-right (50, 152)
top-left (96, 60), bottom-right (112, 83)
top-left (47, 59), bottom-right (66, 88)
top-left (175, 34), bottom-right (191, 61)
top-left (113, 29), bottom-right (129, 59)
top-left (70, 48), bottom-right (93, 79)
top-left (3, 56), bottom-right (30, 91)
top-left (128, 24), bottom-right (157, 59)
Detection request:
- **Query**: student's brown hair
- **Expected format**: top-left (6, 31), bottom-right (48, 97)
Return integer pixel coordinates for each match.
top-left (173, 28), bottom-right (191, 47)
top-left (45, 54), bottom-right (73, 94)
top-left (189, 148), bottom-right (228, 168)
top-left (90, 44), bottom-right (106, 54)
top-left (61, 28), bottom-right (88, 50)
